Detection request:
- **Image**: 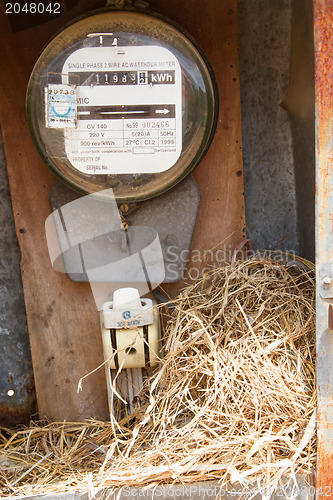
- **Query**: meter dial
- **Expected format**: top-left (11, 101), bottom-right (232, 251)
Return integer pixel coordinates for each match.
top-left (26, 8), bottom-right (218, 202)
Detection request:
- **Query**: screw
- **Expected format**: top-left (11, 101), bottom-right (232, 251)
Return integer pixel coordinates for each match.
top-left (120, 204), bottom-right (129, 213)
top-left (324, 276), bottom-right (332, 285)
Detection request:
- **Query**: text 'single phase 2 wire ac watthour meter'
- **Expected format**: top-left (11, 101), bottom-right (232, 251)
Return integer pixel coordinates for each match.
top-left (26, 5), bottom-right (218, 286)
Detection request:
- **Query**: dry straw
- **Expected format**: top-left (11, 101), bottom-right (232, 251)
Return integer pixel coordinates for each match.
top-left (0, 255), bottom-right (316, 497)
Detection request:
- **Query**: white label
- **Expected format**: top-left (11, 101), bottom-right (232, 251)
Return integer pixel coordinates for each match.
top-left (45, 84), bottom-right (77, 128)
top-left (62, 45), bottom-right (182, 174)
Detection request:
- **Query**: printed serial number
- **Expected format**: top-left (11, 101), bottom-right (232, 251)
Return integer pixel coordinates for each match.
top-left (49, 88), bottom-right (75, 96)
top-left (5, 2), bottom-right (61, 14)
top-left (142, 121), bottom-right (170, 129)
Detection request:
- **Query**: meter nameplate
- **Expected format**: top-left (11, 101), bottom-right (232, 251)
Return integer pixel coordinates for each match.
top-left (45, 84), bottom-right (77, 128)
top-left (61, 46), bottom-right (182, 174)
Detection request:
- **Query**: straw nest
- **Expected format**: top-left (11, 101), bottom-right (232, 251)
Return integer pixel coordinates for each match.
top-left (0, 256), bottom-right (316, 497)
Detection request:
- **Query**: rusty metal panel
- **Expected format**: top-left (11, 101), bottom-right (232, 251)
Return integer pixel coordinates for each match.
top-left (314, 0), bottom-right (333, 496)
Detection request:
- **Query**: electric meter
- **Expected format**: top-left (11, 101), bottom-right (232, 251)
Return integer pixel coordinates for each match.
top-left (26, 7), bottom-right (218, 202)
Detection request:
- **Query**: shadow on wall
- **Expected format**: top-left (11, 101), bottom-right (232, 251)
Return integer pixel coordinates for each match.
top-left (282, 0), bottom-right (315, 262)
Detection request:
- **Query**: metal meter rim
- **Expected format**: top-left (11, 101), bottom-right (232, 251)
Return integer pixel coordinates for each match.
top-left (26, 6), bottom-right (219, 203)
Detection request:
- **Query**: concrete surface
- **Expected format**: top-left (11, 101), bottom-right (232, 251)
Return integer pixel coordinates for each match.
top-left (238, 0), bottom-right (299, 254)
top-left (11, 477), bottom-right (315, 499)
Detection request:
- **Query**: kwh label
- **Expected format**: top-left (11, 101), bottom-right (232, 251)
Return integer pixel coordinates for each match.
top-left (149, 71), bottom-right (175, 84)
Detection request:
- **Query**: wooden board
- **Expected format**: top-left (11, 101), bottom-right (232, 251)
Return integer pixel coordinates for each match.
top-left (0, 0), bottom-right (245, 421)
top-left (154, 0), bottom-right (246, 294)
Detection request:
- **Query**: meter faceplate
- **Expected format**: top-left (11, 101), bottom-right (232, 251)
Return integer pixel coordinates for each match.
top-left (26, 9), bottom-right (218, 202)
top-left (61, 44), bottom-right (182, 175)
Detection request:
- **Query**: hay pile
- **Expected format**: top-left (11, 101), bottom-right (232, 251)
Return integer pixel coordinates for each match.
top-left (0, 256), bottom-right (316, 497)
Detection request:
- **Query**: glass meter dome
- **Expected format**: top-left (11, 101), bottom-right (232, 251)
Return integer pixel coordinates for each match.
top-left (26, 7), bottom-right (218, 202)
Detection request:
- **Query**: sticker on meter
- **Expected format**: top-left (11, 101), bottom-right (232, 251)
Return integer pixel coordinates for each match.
top-left (61, 45), bottom-right (182, 174)
top-left (45, 84), bottom-right (77, 128)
